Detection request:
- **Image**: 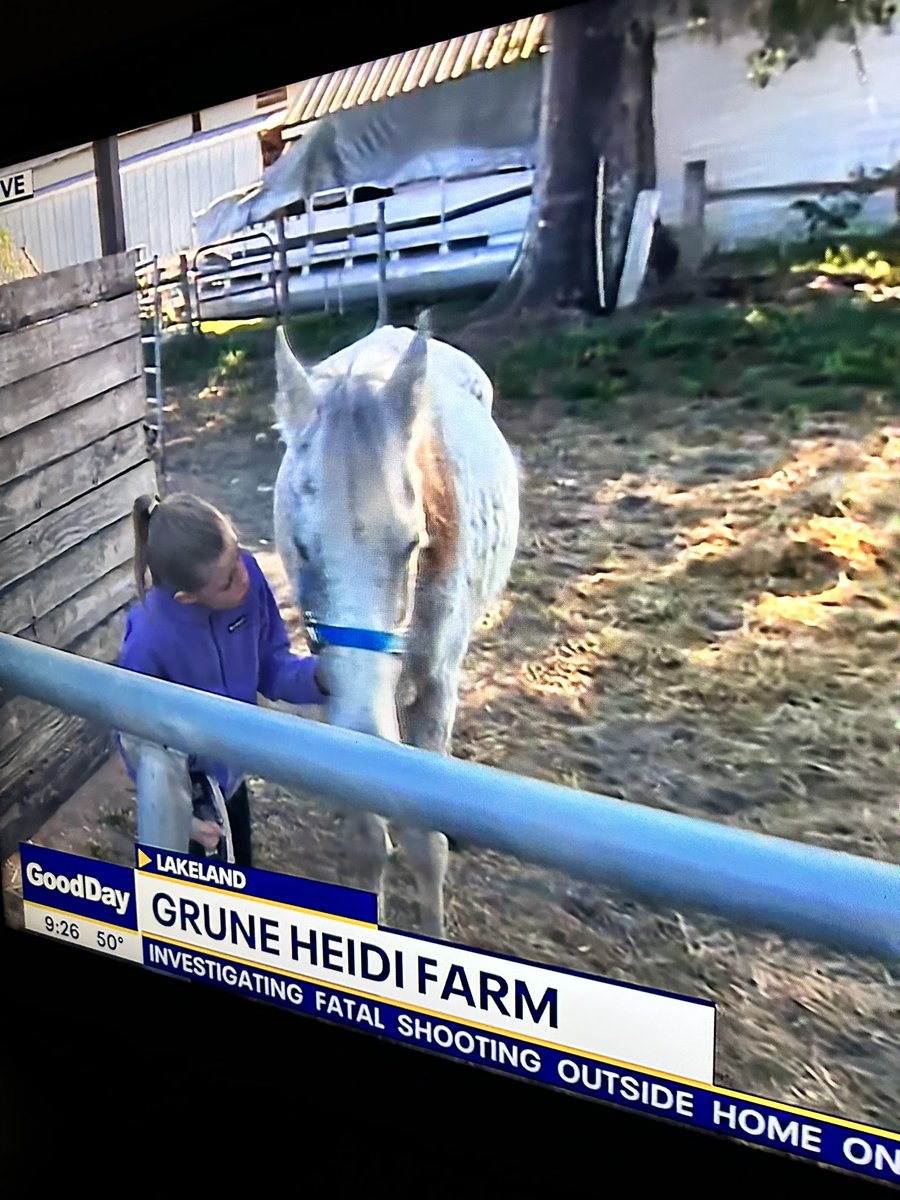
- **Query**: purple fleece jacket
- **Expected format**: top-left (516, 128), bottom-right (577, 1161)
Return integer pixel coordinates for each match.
top-left (115, 549), bottom-right (325, 799)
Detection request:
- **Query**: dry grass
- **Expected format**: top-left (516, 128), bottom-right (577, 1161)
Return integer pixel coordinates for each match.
top-left (442, 393), bottom-right (900, 1126)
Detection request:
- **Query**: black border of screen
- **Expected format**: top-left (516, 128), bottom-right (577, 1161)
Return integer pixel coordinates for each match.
top-left (0, 4), bottom-right (890, 1190)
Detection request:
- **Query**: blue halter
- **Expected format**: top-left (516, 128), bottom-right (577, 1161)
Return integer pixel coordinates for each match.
top-left (304, 616), bottom-right (406, 656)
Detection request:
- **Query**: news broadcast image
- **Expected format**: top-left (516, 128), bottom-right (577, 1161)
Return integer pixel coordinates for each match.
top-left (1, 4), bottom-right (899, 1186)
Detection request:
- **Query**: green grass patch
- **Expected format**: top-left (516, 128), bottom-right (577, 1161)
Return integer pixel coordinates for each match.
top-left (158, 256), bottom-right (900, 426)
top-left (491, 295), bottom-right (900, 419)
top-left (161, 301), bottom-right (441, 391)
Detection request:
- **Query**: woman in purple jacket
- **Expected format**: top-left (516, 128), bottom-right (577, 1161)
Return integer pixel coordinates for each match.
top-left (116, 491), bottom-right (328, 868)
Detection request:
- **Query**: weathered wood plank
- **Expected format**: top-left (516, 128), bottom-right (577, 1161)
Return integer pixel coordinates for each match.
top-left (0, 569), bottom-right (135, 752)
top-left (0, 703), bottom-right (72, 788)
top-left (0, 379), bottom-right (147, 489)
top-left (0, 255), bottom-right (146, 852)
top-left (681, 160), bottom-right (707, 276)
top-left (0, 585), bottom-right (132, 727)
top-left (0, 693), bottom-right (48, 754)
top-left (0, 718), bottom-right (111, 859)
top-left (0, 291), bottom-right (141, 390)
top-left (706, 170), bottom-right (900, 203)
top-left (0, 516), bottom-right (133, 636)
top-left (0, 606), bottom-right (128, 799)
top-left (30, 561), bottom-right (135, 657)
top-left (0, 459), bottom-right (157, 593)
top-left (0, 339), bottom-right (143, 442)
top-left (618, 189), bottom-right (662, 309)
top-left (0, 251), bottom-right (138, 335)
top-left (53, 591), bottom-right (128, 665)
top-left (0, 420), bottom-right (148, 540)
top-left (0, 693), bottom-right (85, 758)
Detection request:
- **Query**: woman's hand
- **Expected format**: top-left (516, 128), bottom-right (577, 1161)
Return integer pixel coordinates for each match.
top-left (191, 816), bottom-right (222, 852)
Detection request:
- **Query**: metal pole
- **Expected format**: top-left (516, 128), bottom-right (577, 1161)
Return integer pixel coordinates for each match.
top-left (376, 199), bottom-right (388, 328)
top-left (190, 248), bottom-right (205, 330)
top-left (152, 257), bottom-right (166, 484)
top-left (595, 157), bottom-right (606, 311)
top-left (179, 253), bottom-right (196, 335)
top-left (0, 632), bottom-right (898, 964)
top-left (92, 137), bottom-right (127, 257)
top-left (438, 177), bottom-right (447, 254)
top-left (347, 186), bottom-right (356, 268)
top-left (275, 213), bottom-right (289, 319)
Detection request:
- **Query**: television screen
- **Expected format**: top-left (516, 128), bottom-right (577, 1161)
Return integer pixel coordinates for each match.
top-left (1, 4), bottom-right (899, 1186)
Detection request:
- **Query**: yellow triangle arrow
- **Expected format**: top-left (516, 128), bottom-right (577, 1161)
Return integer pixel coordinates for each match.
top-left (137, 849), bottom-right (152, 869)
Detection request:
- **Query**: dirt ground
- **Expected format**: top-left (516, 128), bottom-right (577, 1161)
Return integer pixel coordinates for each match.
top-left (4, 359), bottom-right (900, 1132)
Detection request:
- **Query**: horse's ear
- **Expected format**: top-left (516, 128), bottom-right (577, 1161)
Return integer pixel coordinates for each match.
top-left (387, 330), bottom-right (429, 430)
top-left (274, 325), bottom-right (316, 436)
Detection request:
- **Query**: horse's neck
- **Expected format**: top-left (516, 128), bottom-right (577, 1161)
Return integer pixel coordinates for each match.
top-left (411, 413), bottom-right (460, 583)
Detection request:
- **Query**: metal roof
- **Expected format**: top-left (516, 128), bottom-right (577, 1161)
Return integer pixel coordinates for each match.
top-left (282, 14), bottom-right (548, 129)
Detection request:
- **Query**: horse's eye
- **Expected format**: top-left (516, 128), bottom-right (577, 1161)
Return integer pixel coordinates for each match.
top-left (295, 539), bottom-right (309, 562)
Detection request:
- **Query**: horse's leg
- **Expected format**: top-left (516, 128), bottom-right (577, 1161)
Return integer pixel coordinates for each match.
top-left (399, 670), bottom-right (459, 939)
top-left (345, 810), bottom-right (392, 926)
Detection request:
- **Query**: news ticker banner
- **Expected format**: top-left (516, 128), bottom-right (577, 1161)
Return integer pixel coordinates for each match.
top-left (17, 841), bottom-right (900, 1186)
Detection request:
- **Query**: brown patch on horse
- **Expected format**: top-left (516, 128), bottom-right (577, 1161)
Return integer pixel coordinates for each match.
top-left (415, 433), bottom-right (459, 578)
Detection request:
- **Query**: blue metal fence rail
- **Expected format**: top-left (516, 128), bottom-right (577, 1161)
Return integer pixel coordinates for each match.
top-left (1, 630), bottom-right (898, 963)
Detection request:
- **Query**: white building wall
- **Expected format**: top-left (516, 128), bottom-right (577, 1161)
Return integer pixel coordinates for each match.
top-left (654, 25), bottom-right (900, 247)
top-left (120, 124), bottom-right (266, 260)
top-left (1, 178), bottom-right (101, 271)
top-left (1, 25), bottom-right (898, 272)
top-left (0, 116), bottom-right (272, 271)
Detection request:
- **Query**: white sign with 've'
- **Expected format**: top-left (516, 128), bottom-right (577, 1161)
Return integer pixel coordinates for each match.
top-left (0, 169), bottom-right (34, 206)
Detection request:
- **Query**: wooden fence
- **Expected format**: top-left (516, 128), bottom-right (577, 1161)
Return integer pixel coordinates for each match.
top-left (679, 159), bottom-right (900, 272)
top-left (0, 249), bottom-right (157, 856)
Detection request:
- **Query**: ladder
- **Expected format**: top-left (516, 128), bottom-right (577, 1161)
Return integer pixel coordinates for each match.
top-left (137, 255), bottom-right (167, 486)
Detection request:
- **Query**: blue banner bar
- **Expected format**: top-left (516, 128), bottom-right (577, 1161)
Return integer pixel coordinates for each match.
top-left (141, 937), bottom-right (900, 1186)
top-left (20, 843), bottom-right (138, 931)
top-left (134, 844), bottom-right (377, 924)
top-left (18, 836), bottom-right (900, 1185)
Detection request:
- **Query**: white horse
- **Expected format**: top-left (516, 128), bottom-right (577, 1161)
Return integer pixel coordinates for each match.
top-left (272, 319), bottom-right (520, 939)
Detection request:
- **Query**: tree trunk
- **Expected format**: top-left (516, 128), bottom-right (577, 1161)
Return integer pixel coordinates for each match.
top-left (474, 0), bottom-right (657, 323)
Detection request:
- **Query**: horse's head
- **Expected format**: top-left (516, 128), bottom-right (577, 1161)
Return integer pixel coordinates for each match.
top-left (273, 325), bottom-right (433, 741)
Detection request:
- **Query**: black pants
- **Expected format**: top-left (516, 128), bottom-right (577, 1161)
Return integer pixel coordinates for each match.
top-left (188, 781), bottom-right (253, 868)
